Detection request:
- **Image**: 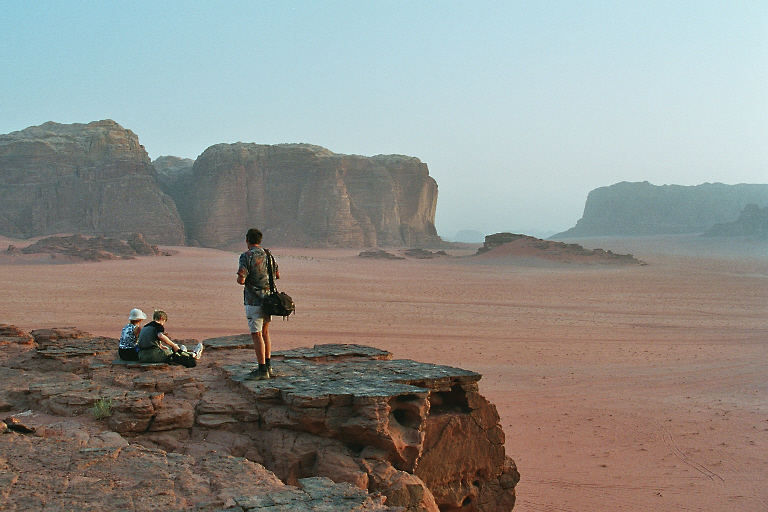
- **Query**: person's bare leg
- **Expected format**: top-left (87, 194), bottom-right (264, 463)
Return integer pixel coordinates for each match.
top-left (250, 332), bottom-right (266, 365)
top-left (262, 321), bottom-right (271, 360)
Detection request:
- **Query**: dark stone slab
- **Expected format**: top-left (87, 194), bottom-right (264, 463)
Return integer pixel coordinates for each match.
top-left (32, 329), bottom-right (115, 359)
top-left (223, 349), bottom-right (479, 400)
top-left (111, 359), bottom-right (170, 369)
top-left (273, 344), bottom-right (392, 362)
top-left (203, 334), bottom-right (252, 350)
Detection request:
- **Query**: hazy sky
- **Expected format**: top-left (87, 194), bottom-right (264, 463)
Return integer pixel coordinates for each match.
top-left (2, 1), bottom-right (766, 238)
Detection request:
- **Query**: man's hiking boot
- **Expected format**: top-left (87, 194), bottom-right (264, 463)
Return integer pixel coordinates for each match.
top-left (247, 367), bottom-right (270, 380)
top-left (267, 365), bottom-right (279, 378)
top-left (192, 343), bottom-right (204, 359)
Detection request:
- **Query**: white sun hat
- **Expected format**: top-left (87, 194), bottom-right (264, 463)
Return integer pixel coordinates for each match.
top-left (128, 308), bottom-right (147, 321)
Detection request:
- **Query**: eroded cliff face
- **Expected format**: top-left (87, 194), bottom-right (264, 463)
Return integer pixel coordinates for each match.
top-left (1, 122), bottom-right (441, 248)
top-left (555, 181), bottom-right (768, 237)
top-left (0, 120), bottom-right (185, 244)
top-left (0, 326), bottom-right (519, 512)
top-left (173, 143), bottom-right (440, 248)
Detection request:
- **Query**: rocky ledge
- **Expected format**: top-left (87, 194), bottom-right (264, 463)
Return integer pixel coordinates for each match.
top-left (478, 233), bottom-right (644, 265)
top-left (6, 233), bottom-right (174, 262)
top-left (0, 326), bottom-right (519, 511)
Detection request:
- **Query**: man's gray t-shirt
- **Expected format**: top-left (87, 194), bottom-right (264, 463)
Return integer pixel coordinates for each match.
top-left (238, 246), bottom-right (277, 306)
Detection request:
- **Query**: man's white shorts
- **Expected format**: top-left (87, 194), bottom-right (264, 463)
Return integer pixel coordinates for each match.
top-left (245, 305), bottom-right (270, 333)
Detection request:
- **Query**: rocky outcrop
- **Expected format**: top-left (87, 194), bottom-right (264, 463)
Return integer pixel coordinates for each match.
top-left (0, 433), bottom-right (392, 512)
top-left (167, 143), bottom-right (440, 248)
top-left (705, 204), bottom-right (768, 239)
top-left (359, 249), bottom-right (407, 260)
top-left (0, 120), bottom-right (185, 244)
top-left (476, 232), bottom-right (643, 265)
top-left (555, 181), bottom-right (768, 237)
top-left (17, 233), bottom-right (173, 261)
top-left (0, 326), bottom-right (519, 512)
top-left (357, 249), bottom-right (448, 260)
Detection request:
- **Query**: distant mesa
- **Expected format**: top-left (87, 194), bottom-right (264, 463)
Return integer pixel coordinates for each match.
top-left (705, 204), bottom-right (768, 239)
top-left (554, 181), bottom-right (768, 238)
top-left (451, 229), bottom-right (485, 243)
top-left (152, 155), bottom-right (194, 185)
top-left (0, 120), bottom-right (185, 245)
top-left (476, 232), bottom-right (644, 265)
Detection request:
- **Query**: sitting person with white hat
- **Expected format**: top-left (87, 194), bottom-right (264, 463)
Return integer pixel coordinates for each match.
top-left (118, 308), bottom-right (147, 361)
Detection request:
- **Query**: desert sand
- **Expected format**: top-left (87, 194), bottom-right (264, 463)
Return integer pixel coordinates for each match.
top-left (1, 235), bottom-right (766, 511)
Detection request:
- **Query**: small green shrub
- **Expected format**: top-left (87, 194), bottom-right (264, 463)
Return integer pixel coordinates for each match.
top-left (91, 398), bottom-right (113, 420)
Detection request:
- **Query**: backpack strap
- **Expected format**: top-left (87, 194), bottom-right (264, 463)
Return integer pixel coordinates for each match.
top-left (264, 249), bottom-right (278, 294)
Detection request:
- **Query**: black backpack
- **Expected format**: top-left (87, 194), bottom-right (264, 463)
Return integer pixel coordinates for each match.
top-left (262, 249), bottom-right (295, 318)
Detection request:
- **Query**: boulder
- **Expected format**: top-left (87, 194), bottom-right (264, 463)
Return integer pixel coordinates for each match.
top-left (0, 120), bottom-right (185, 244)
top-left (164, 143), bottom-right (440, 248)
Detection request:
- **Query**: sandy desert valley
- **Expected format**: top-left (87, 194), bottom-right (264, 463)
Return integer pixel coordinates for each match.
top-left (2, 234), bottom-right (766, 511)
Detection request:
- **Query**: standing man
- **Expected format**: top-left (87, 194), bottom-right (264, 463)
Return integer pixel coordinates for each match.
top-left (237, 228), bottom-right (279, 380)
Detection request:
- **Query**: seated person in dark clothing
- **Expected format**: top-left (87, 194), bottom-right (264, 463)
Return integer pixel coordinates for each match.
top-left (137, 310), bottom-right (202, 365)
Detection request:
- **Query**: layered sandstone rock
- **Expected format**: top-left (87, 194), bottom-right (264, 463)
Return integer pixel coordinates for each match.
top-left (477, 233), bottom-right (643, 265)
top-left (0, 120), bottom-right (185, 244)
top-left (18, 233), bottom-right (173, 261)
top-left (1, 326), bottom-right (519, 511)
top-left (555, 181), bottom-right (768, 237)
top-left (167, 143), bottom-right (440, 248)
top-left (0, 432), bottom-right (392, 511)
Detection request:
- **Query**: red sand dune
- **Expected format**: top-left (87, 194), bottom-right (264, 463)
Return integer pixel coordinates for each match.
top-left (1, 234), bottom-right (767, 511)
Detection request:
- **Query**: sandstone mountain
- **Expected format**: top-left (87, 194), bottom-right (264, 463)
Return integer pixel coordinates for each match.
top-left (555, 181), bottom-right (768, 237)
top-left (705, 203), bottom-right (768, 239)
top-left (1, 121), bottom-right (441, 248)
top-left (0, 120), bottom-right (185, 244)
top-left (161, 143), bottom-right (440, 248)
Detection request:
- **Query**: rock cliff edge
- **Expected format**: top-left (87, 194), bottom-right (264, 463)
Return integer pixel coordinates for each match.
top-left (0, 325), bottom-right (519, 511)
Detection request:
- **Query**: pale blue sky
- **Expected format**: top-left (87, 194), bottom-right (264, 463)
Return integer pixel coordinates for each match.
top-left (2, 1), bottom-right (766, 237)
